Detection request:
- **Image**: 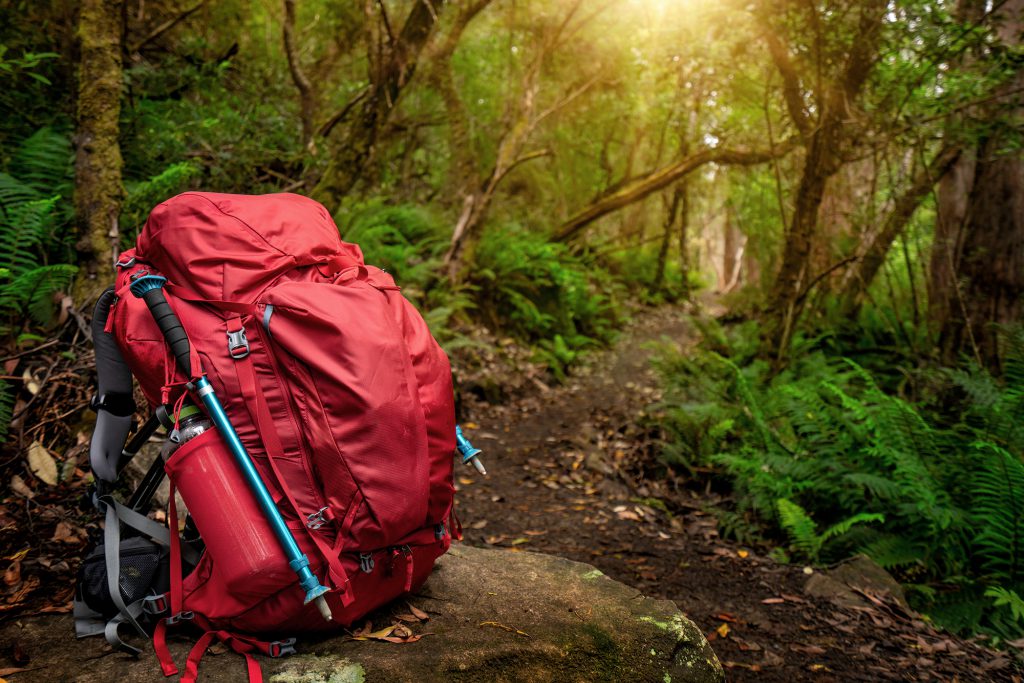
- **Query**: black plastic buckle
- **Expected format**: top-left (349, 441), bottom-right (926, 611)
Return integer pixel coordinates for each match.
top-left (359, 553), bottom-right (375, 574)
top-left (227, 328), bottom-right (250, 359)
top-left (268, 638), bottom-right (297, 657)
top-left (143, 594), bottom-right (169, 616)
top-left (90, 392), bottom-right (137, 417)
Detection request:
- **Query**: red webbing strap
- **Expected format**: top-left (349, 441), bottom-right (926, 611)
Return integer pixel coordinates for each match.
top-left (181, 631), bottom-right (217, 683)
top-left (245, 653), bottom-right (264, 683)
top-left (152, 619), bottom-right (179, 677)
top-left (181, 617), bottom-right (270, 683)
top-left (167, 481), bottom-right (184, 617)
top-left (332, 490), bottom-right (363, 555)
top-left (448, 507), bottom-right (463, 541)
top-left (403, 550), bottom-right (414, 594)
top-left (232, 340), bottom-right (354, 606)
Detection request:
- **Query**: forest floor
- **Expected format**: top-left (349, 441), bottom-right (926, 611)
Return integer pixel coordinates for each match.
top-left (0, 303), bottom-right (1018, 682)
top-left (455, 304), bottom-right (1016, 683)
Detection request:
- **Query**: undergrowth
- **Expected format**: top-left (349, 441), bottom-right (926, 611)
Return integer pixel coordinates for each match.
top-left (654, 319), bottom-right (1024, 643)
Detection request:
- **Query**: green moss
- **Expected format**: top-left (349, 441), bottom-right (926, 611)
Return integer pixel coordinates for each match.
top-left (268, 657), bottom-right (365, 683)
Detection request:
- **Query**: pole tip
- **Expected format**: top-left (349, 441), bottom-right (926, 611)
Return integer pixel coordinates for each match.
top-left (315, 595), bottom-right (333, 622)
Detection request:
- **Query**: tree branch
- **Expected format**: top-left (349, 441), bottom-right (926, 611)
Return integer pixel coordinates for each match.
top-left (554, 138), bottom-right (797, 242)
top-left (130, 0), bottom-right (206, 53)
top-left (282, 0), bottom-right (316, 147)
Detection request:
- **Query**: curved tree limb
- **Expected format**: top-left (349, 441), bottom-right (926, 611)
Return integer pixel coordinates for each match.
top-left (553, 139), bottom-right (797, 243)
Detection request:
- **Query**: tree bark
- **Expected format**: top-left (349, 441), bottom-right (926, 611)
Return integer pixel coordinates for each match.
top-left (654, 183), bottom-right (683, 292)
top-left (840, 144), bottom-right (961, 318)
top-left (311, 0), bottom-right (445, 208)
top-left (940, 137), bottom-right (1024, 368)
top-left (930, 0), bottom-right (1024, 369)
top-left (74, 0), bottom-right (125, 301)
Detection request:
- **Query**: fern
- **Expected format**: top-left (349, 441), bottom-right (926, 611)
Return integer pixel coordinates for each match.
top-left (0, 128), bottom-right (77, 331)
top-left (972, 442), bottom-right (1024, 584)
top-left (776, 498), bottom-right (884, 562)
top-left (0, 380), bottom-right (13, 442)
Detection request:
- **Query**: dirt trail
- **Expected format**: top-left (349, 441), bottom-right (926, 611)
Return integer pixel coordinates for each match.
top-left (455, 306), bottom-right (1011, 682)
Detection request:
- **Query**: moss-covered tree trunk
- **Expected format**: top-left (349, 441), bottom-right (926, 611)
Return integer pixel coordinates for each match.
top-left (74, 0), bottom-right (124, 302)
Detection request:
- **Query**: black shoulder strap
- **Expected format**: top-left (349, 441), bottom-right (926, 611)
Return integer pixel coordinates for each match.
top-left (90, 287), bottom-right (136, 484)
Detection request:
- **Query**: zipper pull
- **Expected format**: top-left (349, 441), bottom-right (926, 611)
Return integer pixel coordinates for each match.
top-left (359, 552), bottom-right (375, 574)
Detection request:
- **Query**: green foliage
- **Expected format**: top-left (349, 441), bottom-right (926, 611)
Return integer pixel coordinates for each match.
top-left (0, 128), bottom-right (77, 332)
top-left (656, 321), bottom-right (1024, 641)
top-left (342, 200), bottom-right (448, 298)
top-left (471, 225), bottom-right (622, 375)
top-left (776, 498), bottom-right (883, 563)
top-left (121, 162), bottom-right (201, 243)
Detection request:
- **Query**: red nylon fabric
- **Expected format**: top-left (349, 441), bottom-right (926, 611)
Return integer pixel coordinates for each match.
top-left (111, 192), bottom-right (455, 657)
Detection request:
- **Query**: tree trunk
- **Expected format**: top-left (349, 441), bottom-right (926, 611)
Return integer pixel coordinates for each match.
top-left (840, 145), bottom-right (961, 318)
top-left (311, 0), bottom-right (445, 208)
top-left (74, 0), bottom-right (125, 301)
top-left (940, 138), bottom-right (1024, 368)
top-left (928, 151), bottom-right (976, 332)
top-left (283, 0), bottom-right (316, 149)
top-left (654, 184), bottom-right (682, 292)
top-left (677, 178), bottom-right (692, 299)
top-left (934, 0), bottom-right (1024, 369)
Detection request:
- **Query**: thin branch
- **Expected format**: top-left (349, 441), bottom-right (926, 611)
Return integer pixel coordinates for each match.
top-left (130, 0), bottom-right (206, 53)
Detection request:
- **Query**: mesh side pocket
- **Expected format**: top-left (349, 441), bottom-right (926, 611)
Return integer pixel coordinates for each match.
top-left (77, 536), bottom-right (169, 618)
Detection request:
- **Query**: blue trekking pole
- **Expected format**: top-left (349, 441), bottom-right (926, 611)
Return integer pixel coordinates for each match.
top-left (129, 273), bottom-right (333, 622)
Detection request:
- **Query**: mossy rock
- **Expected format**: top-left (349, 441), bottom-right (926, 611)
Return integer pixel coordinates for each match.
top-left (0, 545), bottom-right (722, 682)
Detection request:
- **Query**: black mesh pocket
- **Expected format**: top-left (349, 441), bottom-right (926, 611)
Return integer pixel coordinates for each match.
top-left (77, 536), bottom-right (170, 618)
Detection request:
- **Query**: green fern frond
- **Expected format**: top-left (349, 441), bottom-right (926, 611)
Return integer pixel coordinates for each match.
top-left (971, 441), bottom-right (1024, 584)
top-left (776, 498), bottom-right (819, 558)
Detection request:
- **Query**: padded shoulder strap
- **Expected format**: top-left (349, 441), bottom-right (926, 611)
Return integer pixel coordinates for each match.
top-left (90, 287), bottom-right (136, 484)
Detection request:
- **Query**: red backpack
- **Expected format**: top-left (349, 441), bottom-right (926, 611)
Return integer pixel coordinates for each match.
top-left (79, 192), bottom-right (462, 680)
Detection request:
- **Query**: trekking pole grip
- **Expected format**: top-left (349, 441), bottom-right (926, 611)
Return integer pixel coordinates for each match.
top-left (129, 275), bottom-right (192, 377)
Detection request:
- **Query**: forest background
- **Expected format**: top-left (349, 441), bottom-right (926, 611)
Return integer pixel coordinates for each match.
top-left (1, 0), bottom-right (1023, 647)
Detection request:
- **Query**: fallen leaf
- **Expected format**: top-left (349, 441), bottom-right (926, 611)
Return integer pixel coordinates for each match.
top-left (479, 621), bottom-right (530, 637)
top-left (716, 623), bottom-right (731, 638)
top-left (737, 550), bottom-right (749, 559)
top-left (9, 475), bottom-right (34, 499)
top-left (347, 624), bottom-right (398, 641)
top-left (407, 604), bottom-right (429, 621)
top-left (510, 537), bottom-right (530, 546)
top-left (761, 598), bottom-right (785, 605)
top-left (51, 521), bottom-right (82, 544)
top-left (391, 623), bottom-right (413, 638)
top-left (26, 442), bottom-right (58, 486)
top-left (22, 369), bottom-right (39, 395)
top-left (469, 520), bottom-right (488, 530)
top-left (381, 634), bottom-right (432, 643)
top-left (3, 561), bottom-right (21, 587)
top-left (458, 477), bottom-right (474, 486)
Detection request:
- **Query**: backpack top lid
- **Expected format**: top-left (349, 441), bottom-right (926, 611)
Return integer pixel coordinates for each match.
top-left (136, 192), bottom-right (363, 302)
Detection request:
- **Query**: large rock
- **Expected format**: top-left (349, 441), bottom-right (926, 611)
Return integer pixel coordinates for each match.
top-left (1, 545), bottom-right (722, 682)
